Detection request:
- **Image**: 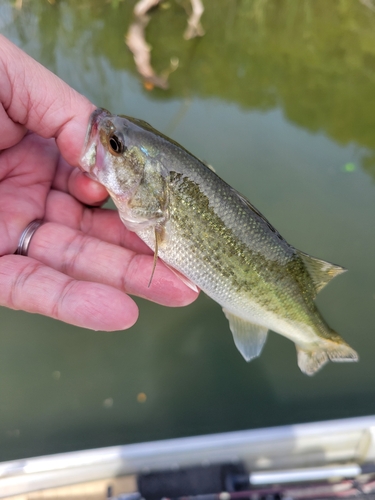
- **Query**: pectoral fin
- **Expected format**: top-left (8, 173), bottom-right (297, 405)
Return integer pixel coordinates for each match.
top-left (223, 309), bottom-right (268, 362)
top-left (298, 250), bottom-right (346, 295)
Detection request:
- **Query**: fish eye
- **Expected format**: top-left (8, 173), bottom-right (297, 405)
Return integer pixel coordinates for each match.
top-left (109, 133), bottom-right (126, 155)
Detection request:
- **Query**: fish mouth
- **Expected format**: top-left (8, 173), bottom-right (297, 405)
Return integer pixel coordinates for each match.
top-left (79, 108), bottom-right (112, 175)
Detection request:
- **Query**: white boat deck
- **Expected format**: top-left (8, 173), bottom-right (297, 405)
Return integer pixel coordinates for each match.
top-left (2, 416), bottom-right (375, 499)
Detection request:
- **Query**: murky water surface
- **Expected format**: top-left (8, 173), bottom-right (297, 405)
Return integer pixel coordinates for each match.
top-left (1, 0), bottom-right (375, 461)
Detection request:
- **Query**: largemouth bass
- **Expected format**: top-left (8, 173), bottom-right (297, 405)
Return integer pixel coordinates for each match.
top-left (80, 108), bottom-right (358, 375)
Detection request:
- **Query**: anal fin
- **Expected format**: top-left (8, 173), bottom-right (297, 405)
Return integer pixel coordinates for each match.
top-left (223, 309), bottom-right (268, 362)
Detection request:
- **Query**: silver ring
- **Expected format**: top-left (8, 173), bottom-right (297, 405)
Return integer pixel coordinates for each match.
top-left (15, 219), bottom-right (44, 256)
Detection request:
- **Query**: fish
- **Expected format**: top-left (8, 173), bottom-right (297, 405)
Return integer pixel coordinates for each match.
top-left (80, 108), bottom-right (358, 375)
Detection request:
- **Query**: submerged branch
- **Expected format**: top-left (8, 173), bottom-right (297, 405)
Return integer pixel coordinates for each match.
top-left (359, 0), bottom-right (375, 12)
top-left (184, 0), bottom-right (205, 40)
top-left (134, 0), bottom-right (161, 17)
top-left (125, 0), bottom-right (169, 90)
top-left (126, 0), bottom-right (205, 89)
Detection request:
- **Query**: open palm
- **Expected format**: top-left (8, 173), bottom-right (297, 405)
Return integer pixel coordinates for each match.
top-left (0, 36), bottom-right (197, 329)
top-left (0, 132), bottom-right (197, 330)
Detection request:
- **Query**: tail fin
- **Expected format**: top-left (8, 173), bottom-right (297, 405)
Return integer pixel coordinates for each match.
top-left (296, 339), bottom-right (358, 376)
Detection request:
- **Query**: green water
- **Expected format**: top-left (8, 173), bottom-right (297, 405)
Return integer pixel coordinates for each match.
top-left (1, 0), bottom-right (375, 462)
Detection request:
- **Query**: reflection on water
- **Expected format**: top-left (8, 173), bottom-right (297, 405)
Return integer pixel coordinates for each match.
top-left (1, 0), bottom-right (375, 461)
top-left (4, 0), bottom-right (375, 175)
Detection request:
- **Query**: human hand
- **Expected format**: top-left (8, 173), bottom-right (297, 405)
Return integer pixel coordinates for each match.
top-left (0, 36), bottom-right (198, 330)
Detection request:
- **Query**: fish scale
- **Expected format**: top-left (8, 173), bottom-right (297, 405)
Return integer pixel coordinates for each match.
top-left (80, 108), bottom-right (358, 376)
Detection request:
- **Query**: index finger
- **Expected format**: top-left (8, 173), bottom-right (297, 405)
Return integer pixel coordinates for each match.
top-left (0, 35), bottom-right (94, 166)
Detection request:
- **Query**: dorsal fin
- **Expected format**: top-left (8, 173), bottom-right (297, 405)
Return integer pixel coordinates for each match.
top-left (298, 250), bottom-right (346, 294)
top-left (231, 188), bottom-right (287, 243)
